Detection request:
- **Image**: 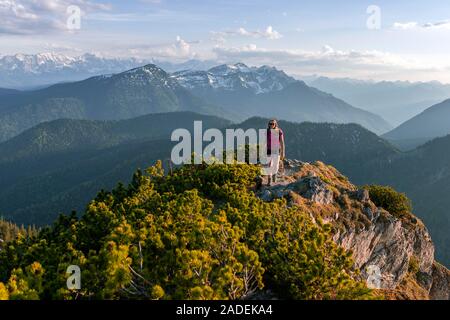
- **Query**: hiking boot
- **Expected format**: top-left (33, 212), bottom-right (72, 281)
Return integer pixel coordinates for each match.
top-left (272, 174), bottom-right (277, 183)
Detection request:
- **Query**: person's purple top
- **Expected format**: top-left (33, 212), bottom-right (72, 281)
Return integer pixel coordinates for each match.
top-left (267, 128), bottom-right (283, 155)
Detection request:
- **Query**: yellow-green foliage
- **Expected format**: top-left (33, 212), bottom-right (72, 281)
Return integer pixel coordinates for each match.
top-left (0, 219), bottom-right (39, 250)
top-left (0, 282), bottom-right (8, 300)
top-left (6, 262), bottom-right (44, 300)
top-left (364, 185), bottom-right (412, 217)
top-left (0, 161), bottom-right (373, 300)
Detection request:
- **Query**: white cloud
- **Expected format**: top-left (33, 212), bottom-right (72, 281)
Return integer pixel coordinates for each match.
top-left (43, 42), bottom-right (83, 53)
top-left (423, 20), bottom-right (450, 29)
top-left (393, 20), bottom-right (450, 30)
top-left (211, 25), bottom-right (282, 41)
top-left (212, 44), bottom-right (449, 81)
top-left (393, 22), bottom-right (418, 30)
top-left (0, 0), bottom-right (110, 35)
top-left (214, 44), bottom-right (398, 68)
top-left (261, 26), bottom-right (282, 40)
top-left (174, 36), bottom-right (191, 56)
top-left (127, 36), bottom-right (198, 61)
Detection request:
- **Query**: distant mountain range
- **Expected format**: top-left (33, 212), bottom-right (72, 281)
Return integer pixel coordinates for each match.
top-left (2, 52), bottom-right (448, 130)
top-left (304, 76), bottom-right (450, 126)
top-left (0, 53), bottom-right (216, 89)
top-left (0, 64), bottom-right (232, 142)
top-left (0, 53), bottom-right (147, 89)
top-left (173, 63), bottom-right (392, 134)
top-left (173, 63), bottom-right (296, 94)
top-left (383, 99), bottom-right (450, 149)
top-left (0, 62), bottom-right (392, 143)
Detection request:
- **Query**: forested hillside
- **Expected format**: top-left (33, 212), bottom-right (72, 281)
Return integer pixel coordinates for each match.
top-left (0, 162), bottom-right (374, 300)
top-left (0, 65), bottom-right (231, 142)
top-left (0, 219), bottom-right (38, 251)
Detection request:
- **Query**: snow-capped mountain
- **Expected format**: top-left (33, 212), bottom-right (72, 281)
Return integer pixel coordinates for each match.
top-left (0, 64), bottom-right (232, 142)
top-left (172, 63), bottom-right (296, 94)
top-left (104, 64), bottom-right (181, 90)
top-left (0, 53), bottom-right (145, 89)
top-left (172, 63), bottom-right (392, 134)
top-left (0, 59), bottom-right (392, 138)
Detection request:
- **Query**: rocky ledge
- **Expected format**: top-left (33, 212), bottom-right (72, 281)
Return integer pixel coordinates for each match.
top-left (256, 159), bottom-right (449, 300)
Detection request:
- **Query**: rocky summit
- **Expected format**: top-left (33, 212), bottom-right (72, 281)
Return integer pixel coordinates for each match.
top-left (256, 159), bottom-right (450, 300)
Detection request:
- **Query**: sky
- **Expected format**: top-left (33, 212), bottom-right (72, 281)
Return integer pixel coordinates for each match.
top-left (1, 0), bottom-right (450, 82)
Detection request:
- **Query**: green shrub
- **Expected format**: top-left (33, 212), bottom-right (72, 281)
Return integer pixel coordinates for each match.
top-left (363, 185), bottom-right (412, 217)
top-left (0, 161), bottom-right (374, 300)
top-left (0, 282), bottom-right (8, 300)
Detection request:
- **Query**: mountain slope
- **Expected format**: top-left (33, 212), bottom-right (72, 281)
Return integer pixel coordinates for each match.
top-left (0, 65), bottom-right (232, 142)
top-left (0, 112), bottom-right (230, 224)
top-left (0, 111), bottom-right (230, 164)
top-left (239, 118), bottom-right (450, 267)
top-left (1, 159), bottom-right (448, 300)
top-left (383, 99), bottom-right (450, 143)
top-left (0, 88), bottom-right (19, 96)
top-left (173, 63), bottom-right (296, 94)
top-left (3, 115), bottom-right (449, 268)
top-left (353, 134), bottom-right (450, 266)
top-left (0, 139), bottom-right (173, 225)
top-left (0, 161), bottom-right (376, 300)
top-left (306, 76), bottom-right (450, 126)
top-left (174, 64), bottom-right (392, 134)
top-left (258, 159), bottom-right (449, 299)
top-left (238, 117), bottom-right (399, 175)
top-left (247, 82), bottom-right (392, 134)
top-left (0, 116), bottom-right (396, 226)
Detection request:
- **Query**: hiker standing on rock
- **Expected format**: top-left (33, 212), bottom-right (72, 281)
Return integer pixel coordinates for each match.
top-left (265, 119), bottom-right (285, 186)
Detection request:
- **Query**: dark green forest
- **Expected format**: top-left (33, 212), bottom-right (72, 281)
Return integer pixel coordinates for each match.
top-left (0, 114), bottom-right (448, 266)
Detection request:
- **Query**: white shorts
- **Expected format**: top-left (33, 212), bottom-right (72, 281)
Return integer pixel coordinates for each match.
top-left (262, 154), bottom-right (280, 176)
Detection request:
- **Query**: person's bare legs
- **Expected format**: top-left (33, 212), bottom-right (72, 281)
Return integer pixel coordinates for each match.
top-left (265, 154), bottom-right (280, 186)
top-left (272, 155), bottom-right (280, 184)
top-left (266, 155), bottom-right (273, 186)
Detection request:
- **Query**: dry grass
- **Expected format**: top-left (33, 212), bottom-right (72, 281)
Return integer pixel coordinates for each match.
top-left (382, 272), bottom-right (430, 300)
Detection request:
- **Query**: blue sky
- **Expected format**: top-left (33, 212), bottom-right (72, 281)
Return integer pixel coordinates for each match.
top-left (2, 0), bottom-right (450, 82)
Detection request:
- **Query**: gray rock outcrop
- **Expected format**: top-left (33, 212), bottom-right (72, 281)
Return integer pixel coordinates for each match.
top-left (257, 159), bottom-right (449, 300)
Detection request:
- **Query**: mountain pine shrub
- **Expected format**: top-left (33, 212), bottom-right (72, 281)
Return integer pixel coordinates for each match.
top-left (0, 161), bottom-right (374, 300)
top-left (363, 185), bottom-right (412, 217)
